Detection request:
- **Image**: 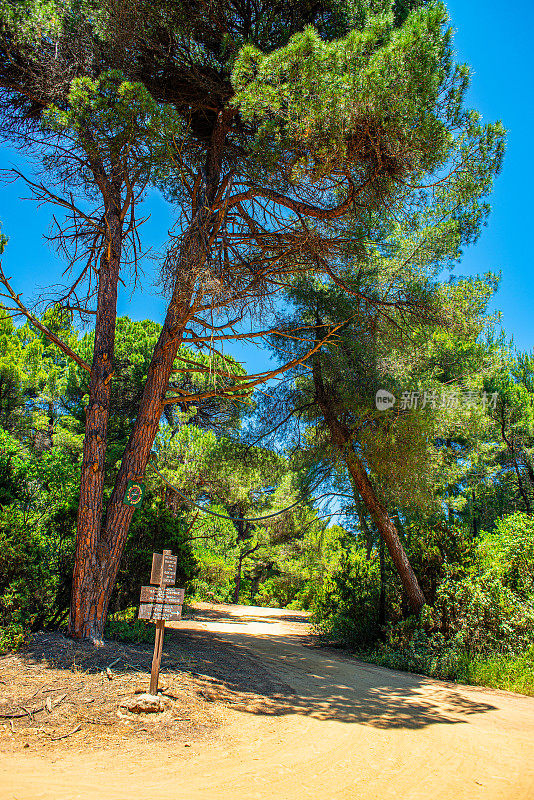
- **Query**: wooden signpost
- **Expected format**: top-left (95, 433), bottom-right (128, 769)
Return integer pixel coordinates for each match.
top-left (138, 550), bottom-right (184, 695)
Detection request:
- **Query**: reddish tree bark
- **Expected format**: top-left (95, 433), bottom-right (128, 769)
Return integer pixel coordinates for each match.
top-left (70, 199), bottom-right (124, 639)
top-left (68, 110), bottom-right (233, 640)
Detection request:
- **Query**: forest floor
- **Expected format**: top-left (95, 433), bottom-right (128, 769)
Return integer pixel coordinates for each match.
top-left (1, 602), bottom-right (533, 800)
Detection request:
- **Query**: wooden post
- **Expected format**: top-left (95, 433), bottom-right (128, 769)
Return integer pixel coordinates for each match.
top-left (149, 549), bottom-right (169, 696)
top-left (150, 620), bottom-right (165, 695)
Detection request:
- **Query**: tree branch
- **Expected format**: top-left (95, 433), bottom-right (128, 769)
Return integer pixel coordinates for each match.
top-left (0, 264), bottom-right (91, 373)
top-left (224, 181), bottom-right (355, 220)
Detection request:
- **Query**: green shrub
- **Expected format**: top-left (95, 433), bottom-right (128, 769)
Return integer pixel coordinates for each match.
top-left (458, 645), bottom-right (534, 695)
top-left (288, 583), bottom-right (317, 611)
top-left (477, 513), bottom-right (534, 601)
top-left (0, 506), bottom-right (59, 652)
top-left (312, 514), bottom-right (534, 692)
top-left (0, 620), bottom-right (26, 653)
top-left (433, 568), bottom-right (534, 657)
top-left (357, 564), bottom-right (534, 682)
top-left (312, 547), bottom-right (382, 646)
top-left (189, 548), bottom-right (235, 602)
top-left (105, 608), bottom-right (154, 644)
top-left (254, 575), bottom-right (305, 608)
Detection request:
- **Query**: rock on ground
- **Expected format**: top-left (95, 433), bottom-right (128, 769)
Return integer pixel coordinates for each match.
top-left (126, 694), bottom-right (164, 713)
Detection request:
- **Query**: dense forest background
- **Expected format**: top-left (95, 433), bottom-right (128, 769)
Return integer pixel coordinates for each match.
top-left (1, 300), bottom-right (533, 693)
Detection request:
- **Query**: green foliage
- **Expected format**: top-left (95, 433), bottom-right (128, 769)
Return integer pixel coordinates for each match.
top-left (0, 424), bottom-right (80, 650)
top-left (111, 494), bottom-right (199, 614)
top-left (43, 69), bottom-right (183, 192)
top-left (254, 575), bottom-right (305, 608)
top-left (431, 569), bottom-right (533, 657)
top-left (152, 423), bottom-right (309, 604)
top-left (0, 427), bottom-right (28, 506)
top-left (190, 547), bottom-right (235, 603)
top-left (0, 310), bottom-right (25, 426)
top-left (67, 319), bottom-right (244, 466)
top-left (233, 2), bottom-right (503, 207)
top-left (0, 506), bottom-right (59, 652)
top-left (312, 537), bottom-right (382, 645)
top-left (477, 513), bottom-right (534, 600)
top-left (312, 513), bottom-right (534, 692)
top-left (459, 647), bottom-right (534, 696)
top-left (0, 421), bottom-right (202, 647)
top-left (233, 7), bottom-right (452, 178)
top-left (104, 608), bottom-right (154, 644)
top-left (0, 308), bottom-right (251, 649)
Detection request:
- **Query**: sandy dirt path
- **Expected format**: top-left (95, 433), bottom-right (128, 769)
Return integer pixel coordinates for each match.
top-left (1, 602), bottom-right (533, 800)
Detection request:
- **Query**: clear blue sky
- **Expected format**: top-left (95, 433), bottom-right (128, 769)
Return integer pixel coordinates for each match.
top-left (0, 0), bottom-right (532, 371)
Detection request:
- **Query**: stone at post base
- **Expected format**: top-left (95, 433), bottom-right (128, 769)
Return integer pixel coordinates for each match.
top-left (126, 693), bottom-right (164, 713)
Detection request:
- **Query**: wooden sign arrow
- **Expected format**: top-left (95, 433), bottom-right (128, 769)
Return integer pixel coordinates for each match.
top-left (140, 586), bottom-right (185, 604)
top-left (138, 603), bottom-right (182, 622)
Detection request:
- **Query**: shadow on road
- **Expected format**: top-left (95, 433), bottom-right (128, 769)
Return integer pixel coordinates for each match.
top-left (187, 607), bottom-right (308, 625)
top-left (165, 625), bottom-right (497, 731)
top-left (23, 609), bottom-right (497, 734)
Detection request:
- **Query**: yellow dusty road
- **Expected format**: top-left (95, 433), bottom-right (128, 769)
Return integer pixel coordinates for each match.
top-left (1, 603), bottom-right (533, 800)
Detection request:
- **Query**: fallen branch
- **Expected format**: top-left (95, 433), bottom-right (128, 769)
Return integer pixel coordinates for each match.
top-left (48, 724), bottom-right (82, 741)
top-left (0, 704), bottom-right (45, 719)
top-left (29, 682), bottom-right (49, 699)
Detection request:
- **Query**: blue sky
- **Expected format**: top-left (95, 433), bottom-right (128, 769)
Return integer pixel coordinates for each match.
top-left (443, 0), bottom-right (534, 351)
top-left (0, 0), bottom-right (532, 374)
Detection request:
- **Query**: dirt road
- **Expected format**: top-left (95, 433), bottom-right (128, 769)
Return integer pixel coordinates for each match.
top-left (2, 603), bottom-right (533, 800)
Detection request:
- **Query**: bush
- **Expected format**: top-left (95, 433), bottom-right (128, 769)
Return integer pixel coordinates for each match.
top-left (289, 583), bottom-right (318, 611)
top-left (350, 551), bottom-right (534, 683)
top-left (405, 522), bottom-right (473, 606)
top-left (254, 575), bottom-right (305, 608)
top-left (312, 514), bottom-right (534, 692)
top-left (105, 608), bottom-right (154, 644)
top-left (458, 645), bottom-right (534, 696)
top-left (477, 513), bottom-right (534, 601)
top-left (0, 506), bottom-right (59, 651)
top-left (312, 547), bottom-right (382, 646)
top-left (189, 548), bottom-right (235, 602)
top-left (433, 568), bottom-right (534, 657)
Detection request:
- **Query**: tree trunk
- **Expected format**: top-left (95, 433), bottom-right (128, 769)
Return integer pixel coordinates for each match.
top-left (68, 110), bottom-right (233, 640)
top-left (344, 447), bottom-right (426, 613)
top-left (378, 536), bottom-right (386, 627)
top-left (69, 201), bottom-right (123, 640)
top-left (354, 500), bottom-right (373, 560)
top-left (165, 486), bottom-right (181, 518)
top-left (312, 353), bottom-right (426, 614)
top-left (233, 552), bottom-right (244, 604)
top-left (471, 489), bottom-right (479, 537)
top-left (47, 399), bottom-right (54, 450)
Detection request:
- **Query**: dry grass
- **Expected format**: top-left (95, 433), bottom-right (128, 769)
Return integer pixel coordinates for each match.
top-left (0, 631), bottom-right (225, 753)
top-left (0, 616), bottom-right (297, 755)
